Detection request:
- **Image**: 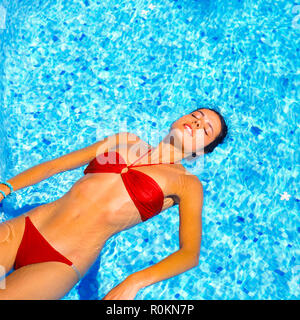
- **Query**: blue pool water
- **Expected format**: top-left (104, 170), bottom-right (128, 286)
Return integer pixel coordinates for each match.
top-left (0, 0), bottom-right (299, 300)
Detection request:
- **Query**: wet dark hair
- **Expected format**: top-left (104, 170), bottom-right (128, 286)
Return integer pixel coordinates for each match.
top-left (191, 107), bottom-right (228, 154)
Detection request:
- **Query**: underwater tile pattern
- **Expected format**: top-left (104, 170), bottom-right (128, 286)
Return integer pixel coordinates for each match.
top-left (0, 0), bottom-right (299, 299)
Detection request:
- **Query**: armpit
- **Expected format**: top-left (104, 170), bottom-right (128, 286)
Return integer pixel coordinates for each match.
top-left (162, 196), bottom-right (178, 211)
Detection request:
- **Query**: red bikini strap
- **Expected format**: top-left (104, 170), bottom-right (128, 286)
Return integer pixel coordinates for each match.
top-left (132, 162), bottom-right (174, 168)
top-left (129, 146), bottom-right (175, 167)
top-left (129, 147), bottom-right (153, 167)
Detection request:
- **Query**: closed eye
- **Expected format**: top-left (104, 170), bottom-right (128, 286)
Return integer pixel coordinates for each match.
top-left (192, 113), bottom-right (208, 135)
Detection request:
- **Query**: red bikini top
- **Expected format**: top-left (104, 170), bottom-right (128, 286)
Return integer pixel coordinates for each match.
top-left (84, 147), bottom-right (173, 222)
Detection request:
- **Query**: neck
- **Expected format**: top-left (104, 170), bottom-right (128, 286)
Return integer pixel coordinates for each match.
top-left (146, 133), bottom-right (191, 165)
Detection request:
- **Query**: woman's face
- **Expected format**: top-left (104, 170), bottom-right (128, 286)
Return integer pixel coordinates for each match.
top-left (170, 108), bottom-right (222, 155)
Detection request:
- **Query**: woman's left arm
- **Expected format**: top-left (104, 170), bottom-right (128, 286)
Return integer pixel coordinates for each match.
top-left (103, 175), bottom-right (203, 300)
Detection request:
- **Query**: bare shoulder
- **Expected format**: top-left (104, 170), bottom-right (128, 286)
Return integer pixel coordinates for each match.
top-left (105, 132), bottom-right (141, 151)
top-left (115, 132), bottom-right (147, 147)
top-left (117, 132), bottom-right (139, 140)
top-left (176, 170), bottom-right (203, 200)
top-left (184, 172), bottom-right (203, 191)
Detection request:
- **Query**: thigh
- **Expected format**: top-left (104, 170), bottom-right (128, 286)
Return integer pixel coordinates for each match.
top-left (0, 261), bottom-right (78, 300)
top-left (0, 216), bottom-right (25, 273)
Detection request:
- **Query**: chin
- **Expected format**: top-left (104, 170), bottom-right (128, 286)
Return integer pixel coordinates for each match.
top-left (169, 127), bottom-right (192, 151)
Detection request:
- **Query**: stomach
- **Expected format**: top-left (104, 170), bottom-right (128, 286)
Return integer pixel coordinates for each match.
top-left (62, 173), bottom-right (143, 227)
top-left (25, 172), bottom-right (143, 270)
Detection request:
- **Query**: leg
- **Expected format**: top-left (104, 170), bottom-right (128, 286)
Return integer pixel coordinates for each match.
top-left (0, 261), bottom-right (79, 300)
top-left (0, 221), bottom-right (13, 272)
top-left (0, 216), bottom-right (25, 273)
top-left (0, 200), bottom-right (59, 274)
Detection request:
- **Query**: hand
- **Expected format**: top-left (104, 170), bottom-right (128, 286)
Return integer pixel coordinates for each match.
top-left (102, 276), bottom-right (141, 300)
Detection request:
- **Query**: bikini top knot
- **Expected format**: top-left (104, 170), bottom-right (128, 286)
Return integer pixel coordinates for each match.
top-left (121, 167), bottom-right (129, 174)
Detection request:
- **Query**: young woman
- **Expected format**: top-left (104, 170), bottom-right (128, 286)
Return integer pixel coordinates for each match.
top-left (0, 107), bottom-right (227, 300)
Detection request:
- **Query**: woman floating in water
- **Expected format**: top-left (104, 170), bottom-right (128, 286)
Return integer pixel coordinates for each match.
top-left (0, 108), bottom-right (227, 300)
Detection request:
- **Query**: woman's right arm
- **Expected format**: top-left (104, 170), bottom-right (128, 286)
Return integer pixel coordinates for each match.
top-left (0, 157), bottom-right (56, 202)
top-left (0, 132), bottom-right (138, 200)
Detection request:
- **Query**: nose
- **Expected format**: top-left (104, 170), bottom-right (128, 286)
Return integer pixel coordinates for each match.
top-left (193, 117), bottom-right (207, 129)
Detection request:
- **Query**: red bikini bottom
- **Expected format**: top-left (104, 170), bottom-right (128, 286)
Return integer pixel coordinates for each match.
top-left (14, 215), bottom-right (81, 280)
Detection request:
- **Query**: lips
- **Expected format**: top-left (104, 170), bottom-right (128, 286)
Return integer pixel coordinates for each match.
top-left (183, 123), bottom-right (193, 137)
